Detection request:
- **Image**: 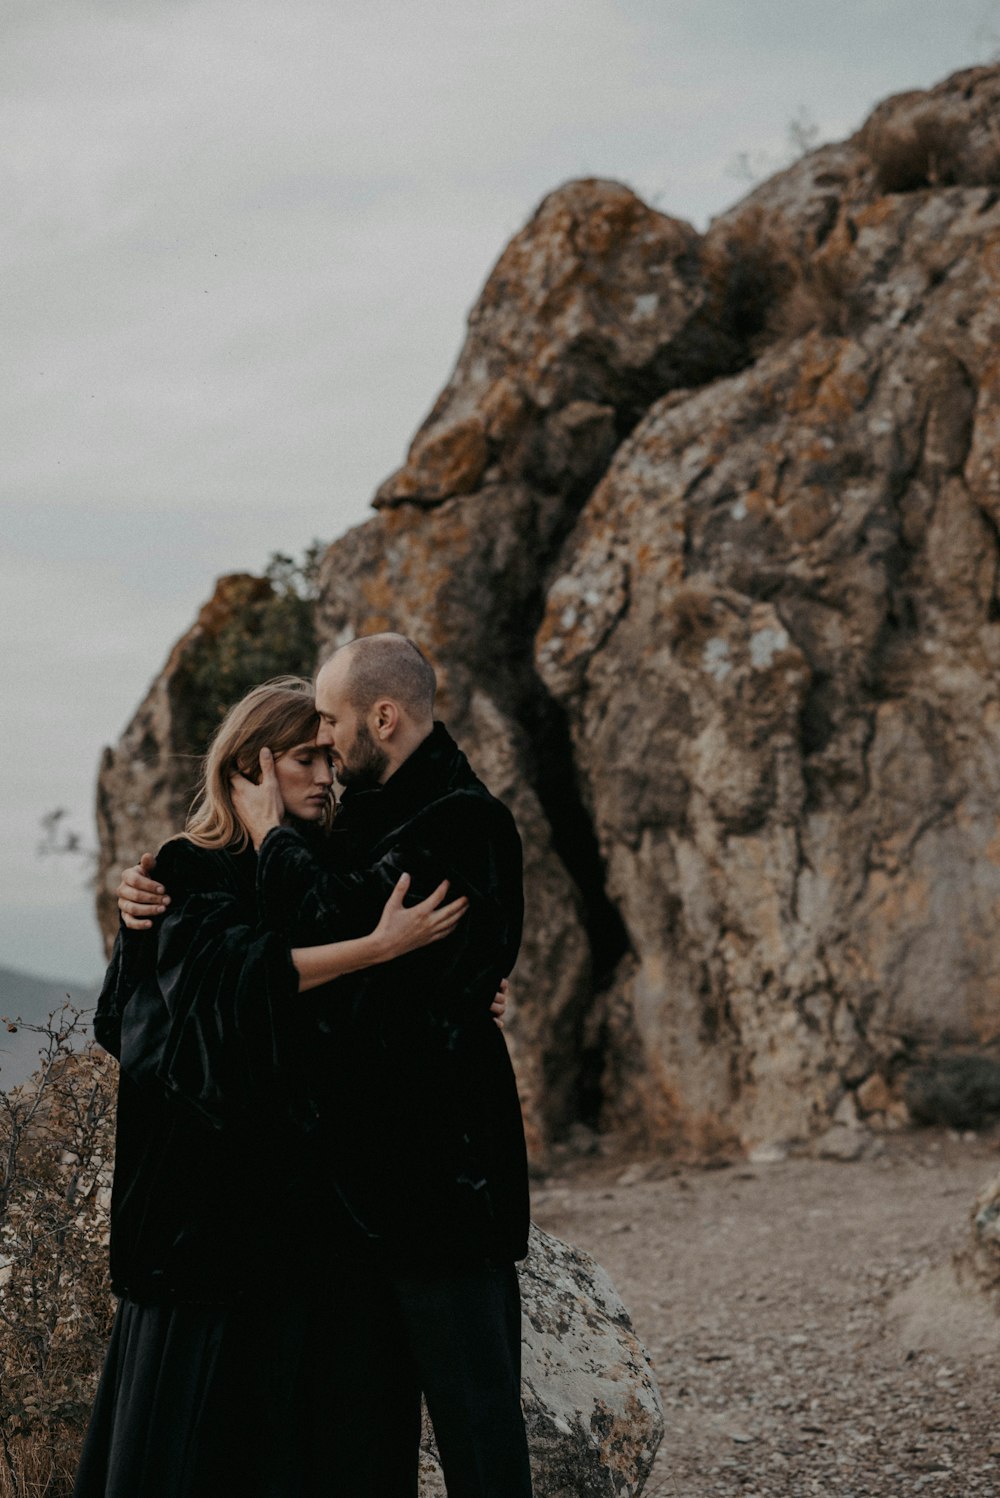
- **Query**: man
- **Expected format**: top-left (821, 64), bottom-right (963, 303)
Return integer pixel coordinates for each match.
top-left (118, 633), bottom-right (533, 1498)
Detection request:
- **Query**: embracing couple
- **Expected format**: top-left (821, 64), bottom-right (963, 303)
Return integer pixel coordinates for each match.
top-left (73, 633), bottom-right (534, 1498)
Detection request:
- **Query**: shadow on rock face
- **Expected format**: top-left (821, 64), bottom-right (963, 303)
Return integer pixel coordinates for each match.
top-left (904, 1054), bottom-right (1000, 1130)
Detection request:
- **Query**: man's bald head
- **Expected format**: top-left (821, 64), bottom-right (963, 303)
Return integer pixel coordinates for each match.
top-left (313, 634), bottom-right (437, 785)
top-left (332, 633), bottom-right (436, 724)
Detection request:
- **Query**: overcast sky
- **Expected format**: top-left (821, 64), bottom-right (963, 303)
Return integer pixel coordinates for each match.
top-left (3, 0), bottom-right (998, 984)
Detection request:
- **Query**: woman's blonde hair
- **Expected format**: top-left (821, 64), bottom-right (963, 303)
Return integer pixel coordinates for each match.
top-left (183, 676), bottom-right (333, 851)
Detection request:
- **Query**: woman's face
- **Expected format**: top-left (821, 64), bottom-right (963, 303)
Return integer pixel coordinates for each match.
top-left (272, 739), bottom-right (335, 822)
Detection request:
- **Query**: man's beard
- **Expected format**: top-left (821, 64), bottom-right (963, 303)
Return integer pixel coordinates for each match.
top-left (336, 720), bottom-right (390, 789)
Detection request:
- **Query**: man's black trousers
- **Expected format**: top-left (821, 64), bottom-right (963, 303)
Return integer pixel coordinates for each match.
top-left (407, 1260), bottom-right (533, 1496)
top-left (259, 1253), bottom-right (534, 1497)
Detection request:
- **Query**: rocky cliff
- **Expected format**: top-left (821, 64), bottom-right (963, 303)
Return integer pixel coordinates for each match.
top-left (97, 64), bottom-right (1000, 1157)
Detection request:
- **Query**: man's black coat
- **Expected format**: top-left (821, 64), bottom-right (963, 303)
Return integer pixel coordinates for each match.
top-left (257, 722), bottom-right (530, 1268)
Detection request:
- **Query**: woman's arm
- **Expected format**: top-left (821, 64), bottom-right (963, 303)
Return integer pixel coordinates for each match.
top-left (291, 872), bottom-right (467, 993)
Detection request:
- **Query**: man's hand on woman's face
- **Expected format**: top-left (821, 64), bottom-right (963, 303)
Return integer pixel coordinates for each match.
top-left (118, 851), bottom-right (168, 930)
top-left (230, 746), bottom-right (285, 850)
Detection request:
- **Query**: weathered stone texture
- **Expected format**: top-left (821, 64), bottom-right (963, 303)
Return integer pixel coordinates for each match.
top-left (375, 178), bottom-right (740, 510)
top-left (311, 493), bottom-right (594, 1152)
top-left (96, 64), bottom-right (1000, 1161)
top-left (538, 164), bottom-right (1000, 1147)
top-left (308, 174), bottom-right (744, 1147)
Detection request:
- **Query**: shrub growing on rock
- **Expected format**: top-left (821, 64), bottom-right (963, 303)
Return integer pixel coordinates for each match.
top-left (861, 110), bottom-right (1000, 192)
top-left (172, 545), bottom-right (324, 756)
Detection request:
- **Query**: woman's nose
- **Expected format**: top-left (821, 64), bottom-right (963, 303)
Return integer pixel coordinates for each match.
top-left (316, 761), bottom-right (334, 785)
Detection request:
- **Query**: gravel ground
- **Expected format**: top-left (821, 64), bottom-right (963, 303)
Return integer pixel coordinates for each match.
top-left (531, 1128), bottom-right (1000, 1498)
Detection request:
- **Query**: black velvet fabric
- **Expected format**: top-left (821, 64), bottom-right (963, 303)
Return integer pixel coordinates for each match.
top-left (256, 722), bottom-right (530, 1267)
top-left (389, 1263), bottom-right (532, 1498)
top-left (73, 1274), bottom-right (426, 1498)
top-left (92, 723), bottom-right (528, 1301)
top-left (94, 839), bottom-right (342, 1305)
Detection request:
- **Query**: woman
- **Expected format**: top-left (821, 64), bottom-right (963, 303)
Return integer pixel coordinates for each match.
top-left (73, 677), bottom-right (488, 1498)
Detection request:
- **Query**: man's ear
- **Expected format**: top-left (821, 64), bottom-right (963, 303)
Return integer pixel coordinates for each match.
top-left (373, 699), bottom-right (400, 740)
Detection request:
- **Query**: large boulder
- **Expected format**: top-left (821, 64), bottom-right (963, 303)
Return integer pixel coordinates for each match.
top-left (95, 63), bottom-right (1000, 1157)
top-left (420, 1225), bottom-right (663, 1497)
top-left (311, 496), bottom-right (596, 1153)
top-left (307, 177), bottom-right (757, 1149)
top-left (535, 75), bottom-right (1000, 1150)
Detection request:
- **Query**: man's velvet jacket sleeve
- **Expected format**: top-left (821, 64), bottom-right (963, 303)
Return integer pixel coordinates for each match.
top-left (257, 793), bottom-right (524, 1020)
top-left (97, 839), bottom-right (311, 1129)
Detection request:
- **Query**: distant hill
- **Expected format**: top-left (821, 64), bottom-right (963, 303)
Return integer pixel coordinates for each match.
top-left (0, 965), bottom-right (100, 1090)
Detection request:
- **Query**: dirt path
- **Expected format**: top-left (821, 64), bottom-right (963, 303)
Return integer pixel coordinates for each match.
top-left (531, 1129), bottom-right (1000, 1498)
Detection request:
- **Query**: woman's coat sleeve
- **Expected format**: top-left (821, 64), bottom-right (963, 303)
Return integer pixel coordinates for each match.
top-left (117, 842), bottom-right (313, 1130)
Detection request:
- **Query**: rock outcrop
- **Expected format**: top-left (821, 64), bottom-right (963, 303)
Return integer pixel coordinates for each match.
top-left (419, 1225), bottom-right (663, 1497)
top-left (96, 63), bottom-right (1000, 1156)
top-left (956, 1169), bottom-right (1000, 1312)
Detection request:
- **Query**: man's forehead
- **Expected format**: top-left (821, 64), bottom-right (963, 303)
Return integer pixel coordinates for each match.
top-left (316, 656), bottom-right (351, 704)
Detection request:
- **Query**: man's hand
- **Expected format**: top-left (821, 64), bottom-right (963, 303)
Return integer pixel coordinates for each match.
top-left (118, 852), bottom-right (168, 931)
top-left (491, 977), bottom-right (510, 1030)
top-left (230, 746), bottom-right (285, 850)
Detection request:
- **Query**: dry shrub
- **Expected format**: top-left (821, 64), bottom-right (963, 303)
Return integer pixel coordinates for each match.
top-left (861, 111), bottom-right (1000, 193)
top-left (171, 545), bottom-right (323, 758)
top-left (700, 206), bottom-right (798, 348)
top-left (769, 251), bottom-right (862, 341)
top-left (0, 1010), bottom-right (117, 1498)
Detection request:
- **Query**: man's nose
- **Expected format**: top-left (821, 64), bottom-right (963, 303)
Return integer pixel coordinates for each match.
top-left (316, 722), bottom-right (334, 747)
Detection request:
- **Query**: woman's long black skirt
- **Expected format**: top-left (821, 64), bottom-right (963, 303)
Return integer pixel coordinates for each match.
top-left (72, 1279), bottom-right (423, 1498)
top-left (73, 1296), bottom-right (265, 1498)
